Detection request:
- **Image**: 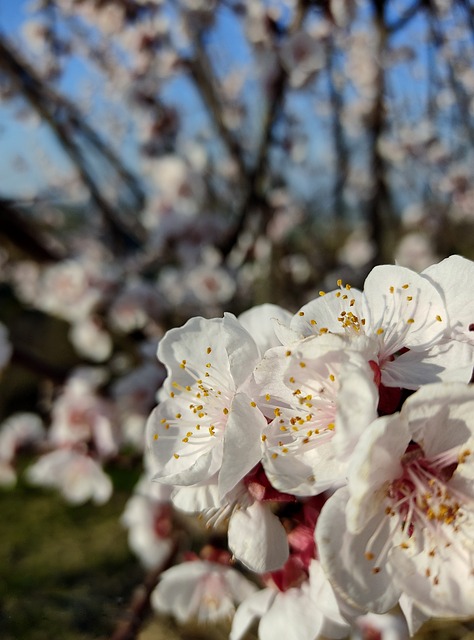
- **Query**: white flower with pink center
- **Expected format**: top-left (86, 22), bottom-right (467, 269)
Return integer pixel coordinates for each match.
top-left (146, 314), bottom-right (267, 497)
top-left (50, 369), bottom-right (119, 460)
top-left (284, 264), bottom-right (470, 390)
top-left (151, 559), bottom-right (258, 624)
top-left (26, 449), bottom-right (113, 505)
top-left (253, 333), bottom-right (378, 496)
top-left (121, 475), bottom-right (174, 570)
top-left (316, 382), bottom-right (474, 619)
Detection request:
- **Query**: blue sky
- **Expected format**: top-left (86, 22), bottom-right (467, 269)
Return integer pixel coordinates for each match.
top-left (0, 0), bottom-right (438, 205)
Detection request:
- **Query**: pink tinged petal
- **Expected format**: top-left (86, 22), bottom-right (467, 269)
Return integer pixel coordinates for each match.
top-left (151, 562), bottom-right (209, 622)
top-left (354, 611), bottom-right (410, 640)
top-left (422, 255), bottom-right (474, 337)
top-left (361, 265), bottom-right (447, 354)
top-left (230, 589), bottom-right (276, 640)
top-left (347, 414), bottom-right (409, 534)
top-left (26, 449), bottom-right (112, 505)
top-left (316, 487), bottom-right (401, 614)
top-left (219, 392), bottom-right (266, 498)
top-left (238, 304), bottom-right (292, 357)
top-left (228, 501), bottom-right (289, 573)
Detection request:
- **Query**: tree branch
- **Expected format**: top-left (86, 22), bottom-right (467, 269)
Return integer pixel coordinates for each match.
top-left (0, 35), bottom-right (146, 253)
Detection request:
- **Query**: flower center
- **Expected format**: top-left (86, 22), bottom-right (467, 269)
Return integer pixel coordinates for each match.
top-left (364, 443), bottom-right (473, 576)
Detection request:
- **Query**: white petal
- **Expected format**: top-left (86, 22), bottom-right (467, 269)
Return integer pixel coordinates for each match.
top-left (228, 501), bottom-right (289, 573)
top-left (171, 476), bottom-right (221, 513)
top-left (290, 289), bottom-right (365, 338)
top-left (401, 382), bottom-right (474, 456)
top-left (316, 487), bottom-right (401, 614)
top-left (259, 586), bottom-right (324, 640)
top-left (398, 593), bottom-right (430, 636)
top-left (230, 589), bottom-right (275, 640)
top-left (219, 392), bottom-right (265, 498)
top-left (362, 265), bottom-right (447, 351)
top-left (346, 414), bottom-right (408, 534)
top-left (390, 545), bottom-right (474, 618)
top-left (422, 254), bottom-right (474, 336)
top-left (332, 357), bottom-right (378, 461)
top-left (238, 304), bottom-right (292, 356)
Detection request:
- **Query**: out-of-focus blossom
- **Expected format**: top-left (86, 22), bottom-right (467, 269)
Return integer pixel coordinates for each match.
top-left (69, 316), bottom-right (113, 362)
top-left (121, 475), bottom-right (174, 569)
top-left (151, 559), bottom-right (258, 624)
top-left (394, 233), bottom-right (438, 273)
top-left (26, 449), bottom-right (113, 505)
top-left (280, 30), bottom-right (324, 89)
top-left (0, 413), bottom-right (45, 486)
top-left (112, 361), bottom-right (165, 449)
top-left (49, 368), bottom-right (119, 459)
top-left (351, 611), bottom-right (409, 640)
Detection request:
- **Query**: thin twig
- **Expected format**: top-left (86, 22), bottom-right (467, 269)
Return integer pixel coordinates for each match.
top-left (109, 543), bottom-right (178, 640)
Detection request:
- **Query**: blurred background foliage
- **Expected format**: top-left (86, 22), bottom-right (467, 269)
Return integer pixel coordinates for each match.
top-left (1, 0), bottom-right (474, 638)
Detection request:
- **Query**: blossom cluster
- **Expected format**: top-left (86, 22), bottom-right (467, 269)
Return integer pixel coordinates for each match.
top-left (143, 255), bottom-right (474, 638)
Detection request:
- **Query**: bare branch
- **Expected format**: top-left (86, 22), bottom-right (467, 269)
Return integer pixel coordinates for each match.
top-left (0, 35), bottom-right (146, 253)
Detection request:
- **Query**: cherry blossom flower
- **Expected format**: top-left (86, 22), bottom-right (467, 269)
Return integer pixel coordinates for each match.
top-left (112, 361), bottom-right (165, 449)
top-left (283, 264), bottom-right (470, 391)
top-left (147, 314), bottom-right (267, 496)
top-left (69, 316), bottom-right (112, 362)
top-left (0, 412), bottom-right (45, 462)
top-left (26, 449), bottom-right (113, 505)
top-left (316, 382), bottom-right (474, 619)
top-left (252, 333), bottom-right (378, 495)
top-left (49, 368), bottom-right (119, 459)
top-left (151, 559), bottom-right (258, 624)
top-left (121, 475), bottom-right (174, 569)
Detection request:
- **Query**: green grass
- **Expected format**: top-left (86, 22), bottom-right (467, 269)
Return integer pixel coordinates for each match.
top-left (0, 481), bottom-right (143, 640)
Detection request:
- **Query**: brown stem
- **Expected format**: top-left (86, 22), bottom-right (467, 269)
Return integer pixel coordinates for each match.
top-left (218, 0), bottom-right (310, 257)
top-left (109, 543), bottom-right (178, 640)
top-left (0, 198), bottom-right (65, 262)
top-left (366, 0), bottom-right (393, 263)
